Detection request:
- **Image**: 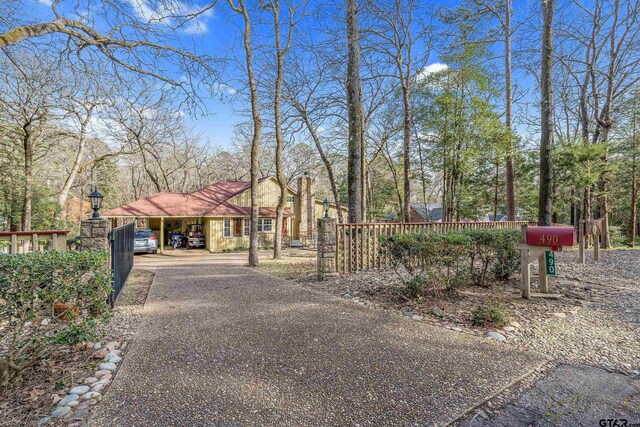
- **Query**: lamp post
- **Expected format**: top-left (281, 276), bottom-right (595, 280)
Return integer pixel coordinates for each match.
top-left (323, 197), bottom-right (330, 218)
top-left (89, 188), bottom-right (104, 220)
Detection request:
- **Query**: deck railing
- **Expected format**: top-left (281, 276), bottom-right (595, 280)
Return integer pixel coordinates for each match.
top-left (0, 230), bottom-right (69, 254)
top-left (335, 221), bottom-right (534, 274)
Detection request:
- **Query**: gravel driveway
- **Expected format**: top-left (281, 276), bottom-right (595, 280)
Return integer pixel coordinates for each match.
top-left (89, 254), bottom-right (547, 426)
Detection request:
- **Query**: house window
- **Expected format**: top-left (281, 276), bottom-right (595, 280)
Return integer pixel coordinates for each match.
top-left (287, 196), bottom-right (295, 203)
top-left (243, 219), bottom-right (250, 236)
top-left (223, 219), bottom-right (231, 238)
top-left (257, 218), bottom-right (273, 232)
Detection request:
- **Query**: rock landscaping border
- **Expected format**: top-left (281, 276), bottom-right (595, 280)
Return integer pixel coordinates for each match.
top-left (0, 269), bottom-right (155, 427)
top-left (41, 341), bottom-right (123, 426)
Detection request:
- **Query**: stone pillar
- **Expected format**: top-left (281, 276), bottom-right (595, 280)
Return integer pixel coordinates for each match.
top-left (317, 217), bottom-right (337, 281)
top-left (80, 219), bottom-right (111, 251)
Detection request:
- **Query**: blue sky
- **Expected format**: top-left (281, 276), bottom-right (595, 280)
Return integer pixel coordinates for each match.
top-left (29, 0), bottom-right (541, 149)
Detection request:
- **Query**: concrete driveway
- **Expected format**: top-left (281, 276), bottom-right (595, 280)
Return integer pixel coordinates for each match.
top-left (91, 252), bottom-right (547, 426)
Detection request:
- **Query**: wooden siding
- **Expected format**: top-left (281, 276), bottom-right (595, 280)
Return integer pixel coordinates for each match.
top-left (229, 177), bottom-right (296, 210)
top-left (313, 200), bottom-right (342, 222)
top-left (207, 217), bottom-right (293, 251)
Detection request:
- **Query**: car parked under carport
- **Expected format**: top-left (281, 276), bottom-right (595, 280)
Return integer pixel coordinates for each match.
top-left (134, 229), bottom-right (158, 254)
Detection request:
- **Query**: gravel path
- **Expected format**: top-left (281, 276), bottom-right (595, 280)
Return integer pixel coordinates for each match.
top-left (89, 255), bottom-right (546, 426)
top-left (512, 251), bottom-right (640, 373)
top-left (307, 250), bottom-right (640, 374)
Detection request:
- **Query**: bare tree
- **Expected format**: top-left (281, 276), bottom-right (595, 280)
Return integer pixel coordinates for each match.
top-left (0, 0), bottom-right (217, 106)
top-left (346, 0), bottom-right (363, 223)
top-left (55, 68), bottom-right (103, 218)
top-left (227, 0), bottom-right (262, 267)
top-left (284, 48), bottom-right (345, 223)
top-left (0, 52), bottom-right (65, 230)
top-left (365, 0), bottom-right (432, 222)
top-left (263, 0), bottom-right (305, 259)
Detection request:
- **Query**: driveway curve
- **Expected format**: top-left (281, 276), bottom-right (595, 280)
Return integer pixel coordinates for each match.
top-left (91, 253), bottom-right (547, 426)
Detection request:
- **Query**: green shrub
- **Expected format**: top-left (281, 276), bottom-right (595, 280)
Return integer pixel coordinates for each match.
top-left (380, 228), bottom-right (520, 297)
top-left (401, 276), bottom-right (426, 299)
top-left (492, 230), bottom-right (521, 280)
top-left (0, 250), bottom-right (112, 386)
top-left (472, 302), bottom-right (510, 327)
top-left (463, 229), bottom-right (520, 285)
top-left (379, 232), bottom-right (470, 298)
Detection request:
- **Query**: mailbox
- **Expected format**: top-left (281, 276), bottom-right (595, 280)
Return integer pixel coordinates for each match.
top-left (526, 226), bottom-right (577, 247)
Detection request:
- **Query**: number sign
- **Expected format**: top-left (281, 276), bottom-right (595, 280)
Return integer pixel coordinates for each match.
top-left (526, 226), bottom-right (577, 247)
top-left (545, 251), bottom-right (557, 276)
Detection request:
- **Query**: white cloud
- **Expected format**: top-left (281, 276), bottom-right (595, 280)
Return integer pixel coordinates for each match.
top-left (416, 62), bottom-right (448, 81)
top-left (210, 82), bottom-right (237, 96)
top-left (37, 0), bottom-right (53, 5)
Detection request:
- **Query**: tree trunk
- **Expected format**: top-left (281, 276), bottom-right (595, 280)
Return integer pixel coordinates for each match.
top-left (360, 84), bottom-right (367, 222)
top-left (596, 0), bottom-right (620, 249)
top-left (228, 0), bottom-right (262, 266)
top-left (504, 0), bottom-right (516, 220)
top-left (630, 164), bottom-right (637, 246)
top-left (56, 111), bottom-right (93, 220)
top-left (272, 0), bottom-right (287, 259)
top-left (630, 108), bottom-right (638, 246)
top-left (402, 83), bottom-right (411, 223)
top-left (21, 125), bottom-right (33, 231)
top-left (346, 0), bottom-right (363, 223)
top-left (493, 159), bottom-right (499, 221)
top-left (538, 0), bottom-right (555, 226)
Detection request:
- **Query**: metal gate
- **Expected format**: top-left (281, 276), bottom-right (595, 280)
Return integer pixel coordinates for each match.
top-left (110, 222), bottom-right (134, 307)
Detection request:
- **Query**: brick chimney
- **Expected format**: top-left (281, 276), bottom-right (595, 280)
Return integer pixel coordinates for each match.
top-left (296, 172), bottom-right (316, 238)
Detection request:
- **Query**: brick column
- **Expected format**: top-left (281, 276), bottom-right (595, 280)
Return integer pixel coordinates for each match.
top-left (80, 219), bottom-right (111, 251)
top-left (317, 217), bottom-right (337, 281)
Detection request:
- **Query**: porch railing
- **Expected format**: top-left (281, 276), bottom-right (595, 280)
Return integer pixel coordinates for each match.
top-left (0, 230), bottom-right (69, 254)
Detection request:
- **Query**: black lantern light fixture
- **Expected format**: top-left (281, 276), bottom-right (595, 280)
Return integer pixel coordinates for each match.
top-left (89, 187), bottom-right (104, 220)
top-left (323, 197), bottom-right (330, 218)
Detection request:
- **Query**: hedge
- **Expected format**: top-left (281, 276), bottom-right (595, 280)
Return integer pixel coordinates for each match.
top-left (379, 228), bottom-right (521, 298)
top-left (0, 250), bottom-right (112, 386)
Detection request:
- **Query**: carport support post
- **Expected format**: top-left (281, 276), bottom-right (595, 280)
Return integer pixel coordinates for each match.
top-left (160, 217), bottom-right (164, 254)
top-left (317, 217), bottom-right (337, 281)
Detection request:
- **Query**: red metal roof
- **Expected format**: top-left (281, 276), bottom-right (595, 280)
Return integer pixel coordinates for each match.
top-left (105, 180), bottom-right (292, 218)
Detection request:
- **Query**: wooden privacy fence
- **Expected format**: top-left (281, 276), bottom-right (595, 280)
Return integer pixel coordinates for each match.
top-left (335, 221), bottom-right (533, 274)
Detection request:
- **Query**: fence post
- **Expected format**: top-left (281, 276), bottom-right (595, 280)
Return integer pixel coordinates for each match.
top-left (317, 217), bottom-right (338, 281)
top-left (80, 219), bottom-right (111, 251)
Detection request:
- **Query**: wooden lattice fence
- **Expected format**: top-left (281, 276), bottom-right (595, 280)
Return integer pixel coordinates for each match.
top-left (335, 221), bottom-right (533, 274)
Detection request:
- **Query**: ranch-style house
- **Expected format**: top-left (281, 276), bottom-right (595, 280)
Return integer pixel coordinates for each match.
top-left (105, 174), bottom-right (345, 253)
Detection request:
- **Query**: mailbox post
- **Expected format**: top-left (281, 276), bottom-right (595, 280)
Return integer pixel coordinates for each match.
top-left (517, 225), bottom-right (577, 299)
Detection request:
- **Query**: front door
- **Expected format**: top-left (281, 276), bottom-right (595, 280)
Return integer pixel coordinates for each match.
top-left (282, 218), bottom-right (287, 237)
